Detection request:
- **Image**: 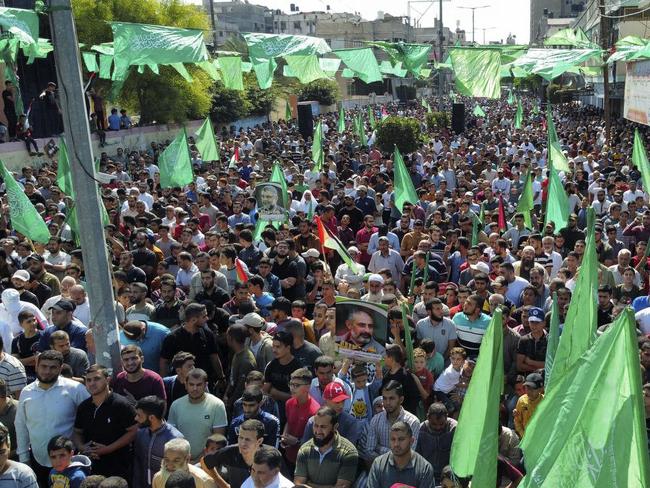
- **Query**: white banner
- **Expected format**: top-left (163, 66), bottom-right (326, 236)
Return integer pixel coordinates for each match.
top-left (624, 59), bottom-right (650, 126)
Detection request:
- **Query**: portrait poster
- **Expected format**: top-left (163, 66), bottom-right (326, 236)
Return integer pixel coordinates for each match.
top-left (334, 297), bottom-right (387, 362)
top-left (255, 182), bottom-right (289, 222)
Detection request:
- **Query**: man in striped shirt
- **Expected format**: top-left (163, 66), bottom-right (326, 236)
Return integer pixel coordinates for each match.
top-left (0, 336), bottom-right (26, 399)
top-left (451, 294), bottom-right (491, 359)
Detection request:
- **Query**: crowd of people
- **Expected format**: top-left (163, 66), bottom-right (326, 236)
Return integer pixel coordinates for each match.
top-left (0, 93), bottom-right (648, 488)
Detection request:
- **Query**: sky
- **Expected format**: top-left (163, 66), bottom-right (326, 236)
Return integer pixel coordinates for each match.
top-left (245, 0), bottom-right (530, 44)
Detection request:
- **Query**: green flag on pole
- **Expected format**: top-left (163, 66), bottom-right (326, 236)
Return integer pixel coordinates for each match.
top-left (473, 105), bottom-right (486, 117)
top-left (544, 292), bottom-right (560, 386)
top-left (194, 118), bottom-right (220, 162)
top-left (516, 171), bottom-right (534, 229)
top-left (337, 105), bottom-right (345, 133)
top-left (546, 207), bottom-right (598, 393)
top-left (632, 129), bottom-right (650, 194)
top-left (514, 97), bottom-right (524, 129)
top-left (270, 161), bottom-right (288, 209)
top-left (401, 303), bottom-right (415, 370)
top-left (507, 88), bottom-right (514, 104)
top-left (547, 106), bottom-right (570, 172)
top-left (367, 105), bottom-right (376, 129)
top-left (520, 308), bottom-right (650, 487)
top-left (355, 113), bottom-right (367, 147)
top-left (56, 137), bottom-right (74, 197)
top-left (544, 162), bottom-right (569, 232)
top-left (393, 145), bottom-right (418, 215)
top-left (0, 160), bottom-right (50, 243)
top-left (285, 100), bottom-right (292, 121)
top-left (450, 309), bottom-right (504, 487)
top-left (421, 99), bottom-right (432, 113)
top-left (311, 121), bottom-right (324, 172)
top-left (158, 129), bottom-right (193, 188)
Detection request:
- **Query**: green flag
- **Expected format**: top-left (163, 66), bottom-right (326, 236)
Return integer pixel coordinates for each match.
top-left (520, 308), bottom-right (650, 487)
top-left (311, 121), bottom-right (324, 172)
top-left (285, 101), bottom-right (292, 121)
top-left (393, 145), bottom-right (418, 215)
top-left (158, 129), bottom-right (193, 189)
top-left (544, 292), bottom-right (560, 386)
top-left (547, 106), bottom-right (570, 172)
top-left (471, 205), bottom-right (483, 247)
top-left (0, 7), bottom-right (39, 44)
top-left (367, 41), bottom-right (431, 76)
top-left (450, 309), bottom-right (503, 487)
top-left (333, 48), bottom-right (383, 83)
top-left (401, 303), bottom-right (415, 370)
top-left (355, 113), bottom-right (367, 147)
top-left (473, 105), bottom-right (486, 117)
top-left (514, 97), bottom-right (524, 129)
top-left (284, 54), bottom-right (328, 84)
top-left (632, 129), bottom-right (650, 194)
top-left (337, 105), bottom-right (345, 133)
top-left (546, 207), bottom-right (597, 393)
top-left (270, 161), bottom-right (288, 209)
top-left (367, 106), bottom-right (376, 129)
top-left (219, 56), bottom-right (244, 91)
top-left (0, 161), bottom-right (50, 243)
top-left (507, 88), bottom-right (514, 104)
top-left (194, 118), bottom-right (219, 162)
top-left (110, 22), bottom-right (209, 81)
top-left (544, 162), bottom-right (569, 232)
top-left (56, 137), bottom-right (74, 197)
top-left (449, 48), bottom-right (501, 99)
top-left (421, 99), bottom-right (432, 113)
top-left (516, 171), bottom-right (534, 229)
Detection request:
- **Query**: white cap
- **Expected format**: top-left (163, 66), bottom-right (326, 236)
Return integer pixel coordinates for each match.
top-left (470, 261), bottom-right (490, 274)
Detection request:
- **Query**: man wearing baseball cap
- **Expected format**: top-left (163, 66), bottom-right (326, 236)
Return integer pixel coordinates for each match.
top-left (10, 270), bottom-right (39, 307)
top-left (38, 299), bottom-right (88, 352)
top-left (516, 307), bottom-right (547, 374)
top-left (513, 372), bottom-right (544, 438)
top-left (301, 381), bottom-right (365, 445)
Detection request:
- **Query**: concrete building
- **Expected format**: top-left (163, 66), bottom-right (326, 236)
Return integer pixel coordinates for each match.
top-left (315, 12), bottom-right (414, 49)
top-left (208, 0), bottom-right (273, 46)
top-left (530, 0), bottom-right (586, 45)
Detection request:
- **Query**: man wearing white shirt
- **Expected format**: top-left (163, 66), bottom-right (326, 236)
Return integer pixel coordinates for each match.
top-left (69, 285), bottom-right (91, 326)
top-left (15, 350), bottom-right (90, 487)
top-left (623, 181), bottom-right (646, 203)
top-left (242, 445), bottom-right (293, 488)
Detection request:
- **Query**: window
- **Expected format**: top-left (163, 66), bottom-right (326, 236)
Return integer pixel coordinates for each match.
top-left (294, 21), bottom-right (302, 30)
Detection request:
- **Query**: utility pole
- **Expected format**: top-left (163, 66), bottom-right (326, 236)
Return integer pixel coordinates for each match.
top-left (599, 3), bottom-right (611, 143)
top-left (48, 0), bottom-right (122, 374)
top-left (208, 0), bottom-right (218, 49)
top-left (458, 5), bottom-right (490, 44)
top-left (438, 0), bottom-right (444, 110)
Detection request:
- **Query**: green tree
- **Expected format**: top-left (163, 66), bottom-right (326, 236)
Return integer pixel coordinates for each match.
top-left (297, 78), bottom-right (339, 105)
top-left (376, 116), bottom-right (422, 154)
top-left (210, 83), bottom-right (250, 123)
top-left (72, 0), bottom-right (212, 124)
top-left (244, 73), bottom-right (274, 116)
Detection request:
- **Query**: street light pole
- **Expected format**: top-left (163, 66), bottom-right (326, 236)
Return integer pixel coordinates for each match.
top-left (458, 5), bottom-right (490, 44)
top-left (438, 0), bottom-right (444, 110)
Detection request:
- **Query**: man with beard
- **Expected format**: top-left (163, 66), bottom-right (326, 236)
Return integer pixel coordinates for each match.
top-left (194, 270), bottom-right (230, 309)
top-left (117, 250), bottom-right (147, 284)
top-left (153, 438), bottom-right (216, 488)
top-left (201, 419), bottom-right (265, 488)
top-left (73, 365), bottom-right (137, 481)
top-left (367, 421), bottom-right (433, 488)
top-left (415, 402), bottom-right (457, 485)
top-left (38, 299), bottom-right (88, 352)
top-left (132, 230), bottom-right (157, 278)
top-left (151, 280), bottom-right (183, 328)
top-left (25, 253), bottom-right (61, 295)
top-left (112, 345), bottom-right (166, 402)
top-left (416, 298), bottom-right (457, 359)
top-left (513, 246), bottom-right (546, 282)
top-left (133, 395), bottom-right (184, 488)
top-left (10, 270), bottom-right (40, 307)
top-left (15, 350), bottom-right (90, 487)
top-left (294, 406), bottom-right (359, 488)
top-left (271, 240), bottom-right (300, 302)
top-left (228, 386), bottom-right (280, 447)
top-left (360, 273), bottom-right (384, 303)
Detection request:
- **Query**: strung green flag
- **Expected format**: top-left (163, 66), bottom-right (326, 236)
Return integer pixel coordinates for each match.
top-left (514, 97), bottom-right (524, 129)
top-left (450, 309), bottom-right (503, 487)
top-left (546, 207), bottom-right (597, 393)
top-left (194, 118), bottom-right (219, 162)
top-left (544, 162), bottom-right (569, 232)
top-left (270, 161), bottom-right (288, 209)
top-left (284, 54), bottom-right (328, 84)
top-left (507, 88), bottom-right (514, 104)
top-left (0, 160), bottom-right (50, 243)
top-left (546, 106), bottom-right (570, 172)
top-left (219, 56), bottom-right (244, 91)
top-left (401, 303), bottom-right (415, 370)
top-left (158, 129), bottom-right (193, 188)
top-left (311, 121), bottom-right (324, 172)
top-left (520, 308), bottom-right (650, 487)
top-left (544, 292), bottom-right (560, 386)
top-left (285, 101), bottom-right (292, 121)
top-left (333, 48), bottom-right (383, 84)
top-left (367, 106), bottom-right (376, 129)
top-left (449, 48), bottom-right (501, 99)
top-left (473, 105), bottom-right (486, 117)
top-left (393, 145), bottom-right (418, 214)
top-left (337, 105), bottom-right (345, 133)
top-left (56, 137), bottom-right (74, 197)
top-left (0, 7), bottom-right (39, 44)
top-left (516, 171), bottom-right (534, 229)
top-left (632, 129), bottom-right (650, 194)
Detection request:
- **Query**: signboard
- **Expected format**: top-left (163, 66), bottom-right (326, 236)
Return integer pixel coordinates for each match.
top-left (335, 298), bottom-right (387, 362)
top-left (624, 59), bottom-right (650, 126)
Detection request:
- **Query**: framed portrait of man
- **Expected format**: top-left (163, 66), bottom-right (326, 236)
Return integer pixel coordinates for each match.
top-left (255, 182), bottom-right (289, 222)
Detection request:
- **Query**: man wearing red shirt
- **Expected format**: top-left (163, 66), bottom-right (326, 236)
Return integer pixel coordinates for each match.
top-left (281, 368), bottom-right (320, 468)
top-left (356, 215), bottom-right (378, 267)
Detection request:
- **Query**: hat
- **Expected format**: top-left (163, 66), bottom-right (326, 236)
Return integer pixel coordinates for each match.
top-left (357, 185), bottom-right (368, 192)
top-left (524, 372), bottom-right (544, 389)
top-left (528, 307), bottom-right (545, 322)
top-left (367, 274), bottom-right (384, 284)
top-left (11, 270), bottom-right (30, 282)
top-left (49, 299), bottom-right (76, 312)
top-left (236, 312), bottom-right (266, 329)
top-left (347, 246), bottom-right (360, 255)
top-left (301, 249), bottom-right (320, 259)
top-left (0, 289), bottom-right (21, 314)
top-left (469, 261), bottom-right (490, 274)
top-left (323, 382), bottom-right (350, 403)
top-left (25, 253), bottom-right (44, 263)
